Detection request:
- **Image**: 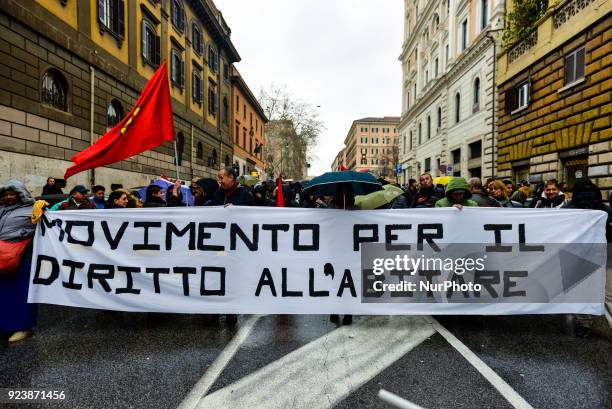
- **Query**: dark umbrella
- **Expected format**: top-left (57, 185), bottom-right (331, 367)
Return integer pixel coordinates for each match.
top-left (304, 171), bottom-right (382, 197)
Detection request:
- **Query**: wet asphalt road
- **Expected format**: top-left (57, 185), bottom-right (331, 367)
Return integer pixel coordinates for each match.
top-left (1, 306), bottom-right (611, 409)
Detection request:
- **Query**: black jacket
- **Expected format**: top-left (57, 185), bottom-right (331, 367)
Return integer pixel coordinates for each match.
top-left (208, 185), bottom-right (253, 206)
top-left (143, 196), bottom-right (167, 208)
top-left (471, 192), bottom-right (501, 207)
top-left (411, 186), bottom-right (445, 208)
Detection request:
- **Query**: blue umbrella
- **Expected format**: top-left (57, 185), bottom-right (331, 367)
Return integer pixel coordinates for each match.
top-left (304, 171), bottom-right (382, 197)
top-left (138, 178), bottom-right (194, 206)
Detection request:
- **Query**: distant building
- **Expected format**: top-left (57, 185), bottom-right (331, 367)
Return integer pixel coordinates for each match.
top-left (341, 117), bottom-right (400, 178)
top-left (398, 0), bottom-right (504, 184)
top-left (264, 120), bottom-right (307, 180)
top-left (0, 0), bottom-right (239, 193)
top-left (331, 148), bottom-right (346, 171)
top-left (230, 66), bottom-right (267, 179)
top-left (496, 0), bottom-right (611, 195)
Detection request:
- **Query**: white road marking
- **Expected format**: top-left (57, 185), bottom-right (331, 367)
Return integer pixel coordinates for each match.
top-left (189, 316), bottom-right (435, 409)
top-left (177, 314), bottom-right (263, 409)
top-left (432, 319), bottom-right (535, 409)
top-left (378, 389), bottom-right (428, 409)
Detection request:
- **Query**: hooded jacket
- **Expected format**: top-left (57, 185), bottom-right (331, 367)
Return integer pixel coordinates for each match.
top-left (435, 177), bottom-right (478, 207)
top-left (0, 180), bottom-right (36, 242)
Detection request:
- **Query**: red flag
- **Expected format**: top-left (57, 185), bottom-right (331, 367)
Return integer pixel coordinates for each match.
top-left (276, 175), bottom-right (285, 207)
top-left (64, 61), bottom-right (175, 179)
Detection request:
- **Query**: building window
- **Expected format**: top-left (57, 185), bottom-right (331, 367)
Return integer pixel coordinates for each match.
top-left (98, 0), bottom-right (125, 43)
top-left (455, 92), bottom-right (461, 123)
top-left (171, 0), bottom-right (185, 32)
top-left (480, 0), bottom-right (488, 30)
top-left (461, 19), bottom-right (468, 51)
top-left (418, 123), bottom-right (422, 145)
top-left (192, 23), bottom-right (203, 55)
top-left (473, 77), bottom-right (480, 112)
top-left (141, 18), bottom-right (160, 68)
top-left (235, 123), bottom-right (239, 144)
top-left (409, 131), bottom-right (413, 150)
top-left (192, 64), bottom-right (203, 104)
top-left (242, 127), bottom-right (246, 147)
top-left (437, 107), bottom-right (442, 131)
top-left (445, 44), bottom-right (449, 65)
top-left (434, 57), bottom-right (439, 77)
top-left (361, 158), bottom-right (367, 165)
top-left (196, 141), bottom-right (203, 159)
top-left (424, 157), bottom-right (431, 172)
top-left (222, 95), bottom-right (229, 125)
top-left (171, 48), bottom-right (184, 89)
top-left (107, 99), bottom-right (123, 128)
top-left (361, 136), bottom-right (367, 143)
top-left (505, 80), bottom-right (531, 113)
top-left (427, 116), bottom-right (431, 139)
top-left (469, 140), bottom-right (482, 159)
top-left (225, 155), bottom-right (230, 166)
top-left (223, 62), bottom-right (230, 81)
top-left (452, 148), bottom-right (461, 165)
top-left (565, 46), bottom-right (585, 85)
top-left (211, 149), bottom-right (217, 167)
top-left (208, 80), bottom-right (217, 117)
top-left (236, 95), bottom-right (239, 111)
top-left (208, 44), bottom-right (218, 73)
top-left (176, 131), bottom-right (184, 166)
top-left (517, 81), bottom-right (530, 109)
top-left (41, 69), bottom-right (68, 111)
top-left (243, 104), bottom-right (246, 119)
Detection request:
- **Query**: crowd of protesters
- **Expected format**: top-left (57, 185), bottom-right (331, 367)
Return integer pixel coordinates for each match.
top-left (1, 168), bottom-right (611, 342)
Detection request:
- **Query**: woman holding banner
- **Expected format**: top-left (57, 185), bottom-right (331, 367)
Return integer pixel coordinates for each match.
top-left (0, 180), bottom-right (37, 343)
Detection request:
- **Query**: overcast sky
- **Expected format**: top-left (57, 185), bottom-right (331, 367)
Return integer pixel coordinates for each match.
top-left (214, 0), bottom-right (404, 176)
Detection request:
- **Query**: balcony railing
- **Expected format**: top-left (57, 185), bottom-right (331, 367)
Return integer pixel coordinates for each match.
top-left (508, 30), bottom-right (538, 64)
top-left (553, 0), bottom-right (596, 29)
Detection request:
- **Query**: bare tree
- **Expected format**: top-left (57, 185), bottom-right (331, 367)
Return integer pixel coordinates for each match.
top-left (259, 84), bottom-right (325, 165)
top-left (376, 143), bottom-right (400, 181)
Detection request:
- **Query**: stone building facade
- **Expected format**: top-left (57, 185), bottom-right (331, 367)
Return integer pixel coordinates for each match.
top-left (340, 117), bottom-right (399, 178)
top-left (0, 0), bottom-right (239, 194)
top-left (230, 66), bottom-right (267, 179)
top-left (264, 120), bottom-right (307, 180)
top-left (331, 148), bottom-right (346, 171)
top-left (398, 0), bottom-right (504, 185)
top-left (496, 0), bottom-right (611, 197)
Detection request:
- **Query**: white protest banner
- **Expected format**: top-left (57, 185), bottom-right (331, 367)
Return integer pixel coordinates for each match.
top-left (29, 207), bottom-right (608, 315)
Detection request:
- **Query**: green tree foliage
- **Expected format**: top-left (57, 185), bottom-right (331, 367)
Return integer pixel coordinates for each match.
top-left (503, 0), bottom-right (549, 46)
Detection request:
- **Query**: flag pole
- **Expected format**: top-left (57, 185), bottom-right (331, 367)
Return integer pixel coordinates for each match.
top-left (174, 139), bottom-right (180, 180)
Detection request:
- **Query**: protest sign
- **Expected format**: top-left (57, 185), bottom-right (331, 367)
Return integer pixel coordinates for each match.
top-left (29, 207), bottom-right (607, 315)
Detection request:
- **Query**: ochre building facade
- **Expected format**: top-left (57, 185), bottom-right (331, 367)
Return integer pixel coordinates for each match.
top-left (0, 0), bottom-right (240, 194)
top-left (496, 0), bottom-right (611, 196)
